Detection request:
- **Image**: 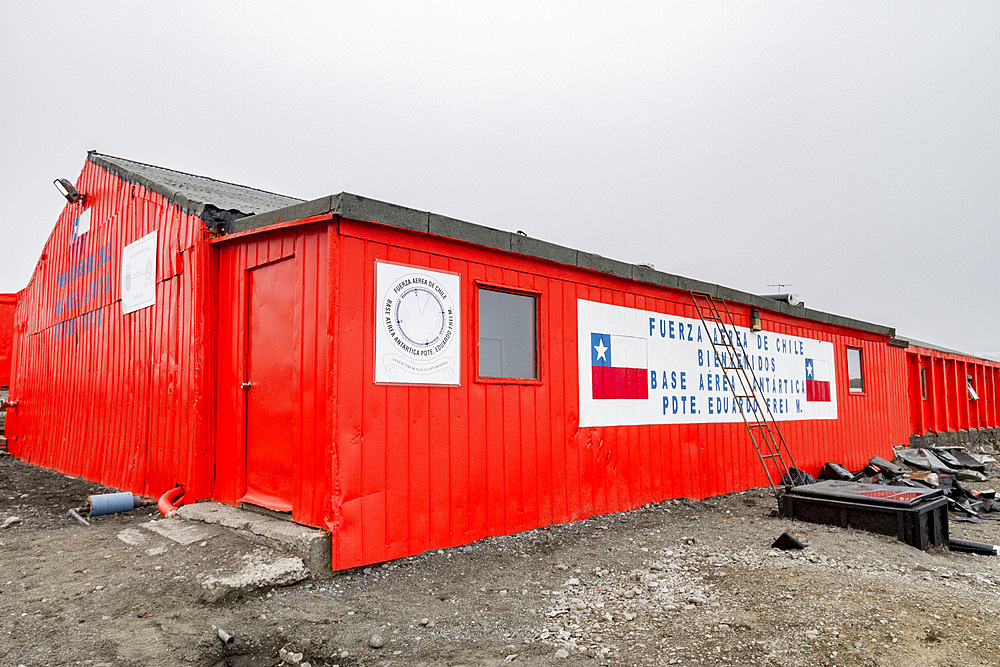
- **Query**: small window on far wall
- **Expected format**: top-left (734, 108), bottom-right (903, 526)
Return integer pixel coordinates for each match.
top-left (847, 347), bottom-right (864, 393)
top-left (478, 287), bottom-right (537, 380)
top-left (920, 368), bottom-right (928, 400)
top-left (968, 375), bottom-right (980, 401)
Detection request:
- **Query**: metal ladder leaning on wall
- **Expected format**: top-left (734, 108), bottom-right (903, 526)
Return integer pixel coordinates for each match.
top-left (689, 291), bottom-right (799, 502)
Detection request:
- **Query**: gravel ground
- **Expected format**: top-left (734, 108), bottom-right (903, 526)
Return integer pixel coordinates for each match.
top-left (3, 443), bottom-right (1000, 666)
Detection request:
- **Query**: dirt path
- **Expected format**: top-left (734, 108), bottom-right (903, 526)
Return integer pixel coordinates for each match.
top-left (3, 450), bottom-right (1000, 666)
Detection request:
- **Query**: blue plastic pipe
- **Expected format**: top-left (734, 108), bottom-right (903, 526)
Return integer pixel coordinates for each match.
top-left (87, 492), bottom-right (136, 516)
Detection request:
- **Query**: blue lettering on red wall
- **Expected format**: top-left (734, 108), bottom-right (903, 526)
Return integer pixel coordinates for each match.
top-left (53, 310), bottom-right (104, 340)
top-left (50, 242), bottom-right (112, 337)
top-left (54, 243), bottom-right (111, 293)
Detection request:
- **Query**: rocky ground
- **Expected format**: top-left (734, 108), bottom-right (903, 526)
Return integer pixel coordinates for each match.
top-left (3, 444), bottom-right (1000, 666)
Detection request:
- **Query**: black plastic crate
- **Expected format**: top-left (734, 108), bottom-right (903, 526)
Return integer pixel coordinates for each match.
top-left (780, 480), bottom-right (949, 550)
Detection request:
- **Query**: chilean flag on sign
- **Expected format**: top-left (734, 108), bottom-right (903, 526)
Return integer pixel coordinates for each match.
top-left (805, 358), bottom-right (831, 401)
top-left (591, 333), bottom-right (649, 399)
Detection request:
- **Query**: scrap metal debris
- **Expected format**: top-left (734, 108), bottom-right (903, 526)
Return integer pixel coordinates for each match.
top-left (815, 443), bottom-right (1000, 523)
top-left (819, 462), bottom-right (854, 481)
top-left (781, 467), bottom-right (816, 486)
top-left (771, 532), bottom-right (807, 550)
top-left (894, 448), bottom-right (956, 474)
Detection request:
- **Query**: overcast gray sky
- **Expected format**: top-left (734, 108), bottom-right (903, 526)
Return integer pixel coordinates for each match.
top-left (1, 1), bottom-right (997, 358)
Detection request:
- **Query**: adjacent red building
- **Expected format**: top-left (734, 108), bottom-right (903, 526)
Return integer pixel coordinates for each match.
top-left (4, 153), bottom-right (997, 569)
top-left (0, 292), bottom-right (17, 389)
top-left (906, 341), bottom-right (1000, 439)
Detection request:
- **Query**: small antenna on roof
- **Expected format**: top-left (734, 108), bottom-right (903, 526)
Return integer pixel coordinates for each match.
top-left (767, 283), bottom-right (793, 294)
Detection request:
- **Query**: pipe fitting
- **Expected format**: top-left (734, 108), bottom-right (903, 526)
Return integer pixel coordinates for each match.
top-left (68, 507), bottom-right (90, 526)
top-left (157, 486), bottom-right (185, 517)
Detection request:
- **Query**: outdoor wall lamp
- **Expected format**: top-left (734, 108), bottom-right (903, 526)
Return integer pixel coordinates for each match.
top-left (54, 178), bottom-right (86, 204)
top-left (750, 308), bottom-right (761, 331)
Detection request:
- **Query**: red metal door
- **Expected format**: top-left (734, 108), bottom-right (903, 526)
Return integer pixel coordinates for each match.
top-left (241, 256), bottom-right (299, 511)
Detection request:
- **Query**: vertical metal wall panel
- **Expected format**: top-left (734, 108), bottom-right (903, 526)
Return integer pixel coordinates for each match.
top-left (933, 360), bottom-right (944, 429)
top-left (6, 159), bottom-right (212, 501)
top-left (993, 368), bottom-right (1000, 425)
top-left (987, 367), bottom-right (995, 425)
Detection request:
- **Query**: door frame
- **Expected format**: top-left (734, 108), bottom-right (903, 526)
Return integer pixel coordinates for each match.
top-left (214, 237), bottom-right (298, 513)
top-left (238, 252), bottom-right (300, 511)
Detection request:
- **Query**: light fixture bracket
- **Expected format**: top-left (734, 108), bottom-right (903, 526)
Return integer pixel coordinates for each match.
top-left (54, 178), bottom-right (86, 205)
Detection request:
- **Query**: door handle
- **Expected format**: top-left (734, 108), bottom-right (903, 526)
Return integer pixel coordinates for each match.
top-left (240, 382), bottom-right (252, 390)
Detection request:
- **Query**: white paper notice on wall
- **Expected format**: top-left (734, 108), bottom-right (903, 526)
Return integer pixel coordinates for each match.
top-left (72, 207), bottom-right (91, 240)
top-left (374, 260), bottom-right (461, 385)
top-left (578, 299), bottom-right (838, 427)
top-left (121, 231), bottom-right (157, 315)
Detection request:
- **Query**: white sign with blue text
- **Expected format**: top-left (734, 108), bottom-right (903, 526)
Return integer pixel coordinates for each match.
top-left (577, 299), bottom-right (838, 427)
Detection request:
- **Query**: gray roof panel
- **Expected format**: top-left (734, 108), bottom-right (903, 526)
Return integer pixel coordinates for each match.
top-left (897, 337), bottom-right (1000, 362)
top-left (88, 152), bottom-right (302, 219)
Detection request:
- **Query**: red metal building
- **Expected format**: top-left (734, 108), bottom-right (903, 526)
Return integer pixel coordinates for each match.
top-left (5, 154), bottom-right (301, 501)
top-left (905, 340), bottom-right (1000, 439)
top-left (0, 291), bottom-right (18, 436)
top-left (5, 153), bottom-right (998, 569)
top-left (0, 291), bottom-right (18, 389)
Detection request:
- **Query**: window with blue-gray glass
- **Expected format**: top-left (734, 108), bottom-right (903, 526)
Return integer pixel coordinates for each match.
top-left (847, 347), bottom-right (864, 393)
top-left (478, 288), bottom-right (537, 380)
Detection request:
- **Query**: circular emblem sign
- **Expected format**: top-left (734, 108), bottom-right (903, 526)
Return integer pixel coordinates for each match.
top-left (395, 285), bottom-right (447, 347)
top-left (383, 272), bottom-right (457, 358)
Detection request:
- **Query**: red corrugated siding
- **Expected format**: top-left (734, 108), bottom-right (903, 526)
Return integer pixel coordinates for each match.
top-left (5, 161), bottom-right (213, 500)
top-left (325, 218), bottom-right (912, 569)
top-left (906, 344), bottom-right (1000, 435)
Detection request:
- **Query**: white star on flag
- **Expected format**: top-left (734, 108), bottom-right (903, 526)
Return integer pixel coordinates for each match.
top-left (594, 338), bottom-right (609, 361)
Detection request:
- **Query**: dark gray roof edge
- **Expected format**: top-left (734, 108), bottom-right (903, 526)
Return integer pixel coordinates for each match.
top-left (896, 337), bottom-right (1000, 363)
top-left (228, 192), bottom-right (897, 338)
top-left (227, 195), bottom-right (341, 234)
top-left (87, 152), bottom-right (304, 217)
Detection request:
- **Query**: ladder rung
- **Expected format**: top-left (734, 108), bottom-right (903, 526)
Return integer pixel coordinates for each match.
top-left (760, 454), bottom-right (782, 459)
